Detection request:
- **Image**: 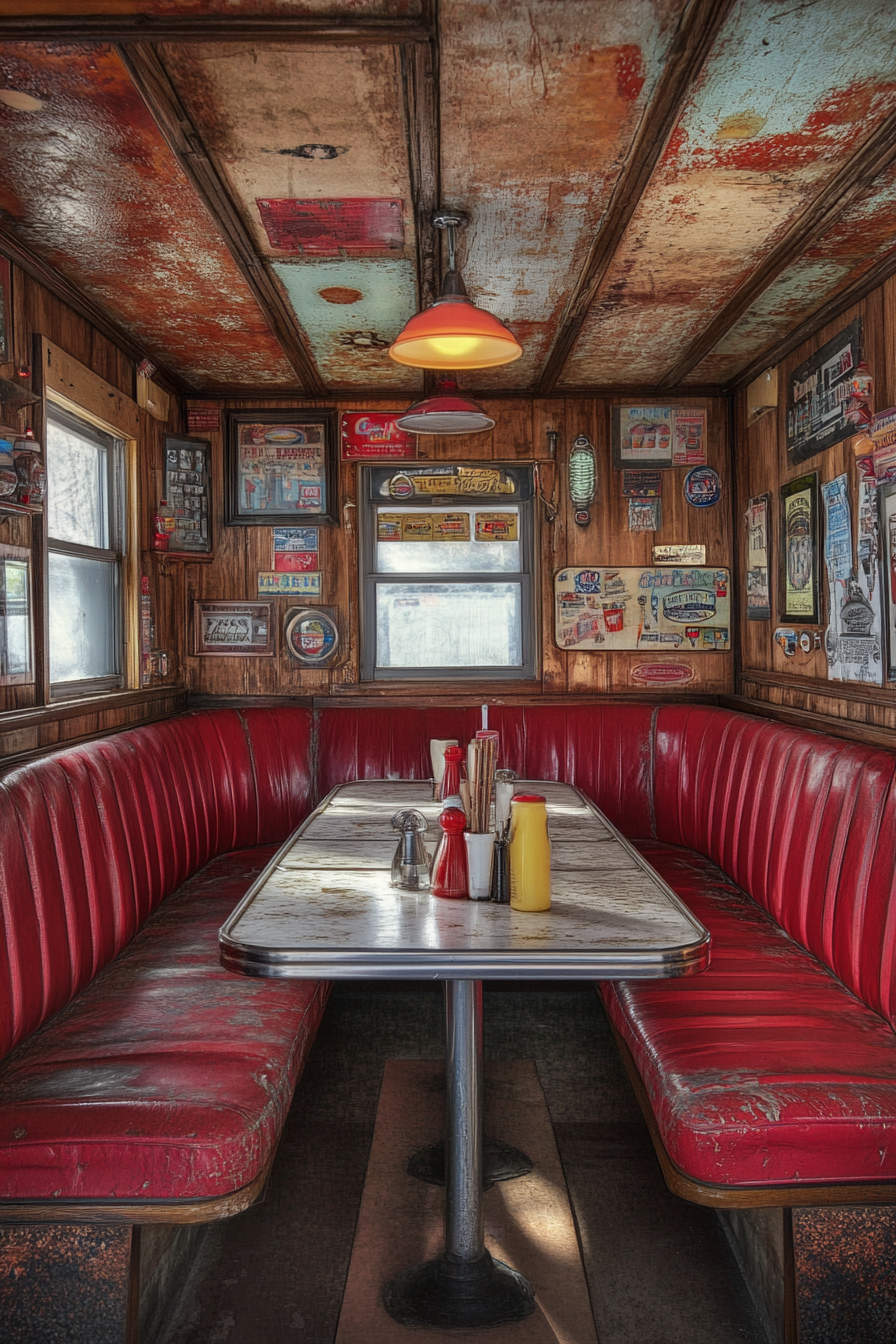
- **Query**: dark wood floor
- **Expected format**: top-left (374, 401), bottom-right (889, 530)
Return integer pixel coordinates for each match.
top-left (161, 985), bottom-right (769, 1344)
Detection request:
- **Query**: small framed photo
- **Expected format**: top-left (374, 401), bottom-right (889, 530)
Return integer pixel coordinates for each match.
top-left (163, 434), bottom-right (212, 555)
top-left (225, 410), bottom-right (337, 526)
top-left (0, 255), bottom-right (10, 364)
top-left (880, 477), bottom-right (896, 681)
top-left (780, 474), bottom-right (820, 625)
top-left (745, 493), bottom-right (771, 622)
top-left (284, 606), bottom-right (341, 667)
top-left (193, 600), bottom-right (275, 656)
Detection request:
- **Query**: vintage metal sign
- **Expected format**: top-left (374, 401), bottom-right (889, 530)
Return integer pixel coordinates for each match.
top-left (652, 544), bottom-right (706, 566)
top-left (257, 571), bottom-right (321, 597)
top-left (612, 407), bottom-right (707, 467)
top-left (630, 662), bottom-right (696, 687)
top-left (341, 413), bottom-right (416, 461)
top-left (554, 567), bottom-right (730, 652)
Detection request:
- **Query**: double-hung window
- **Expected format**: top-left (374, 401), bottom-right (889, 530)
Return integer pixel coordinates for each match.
top-left (46, 405), bottom-right (126, 698)
top-left (360, 463), bottom-right (536, 680)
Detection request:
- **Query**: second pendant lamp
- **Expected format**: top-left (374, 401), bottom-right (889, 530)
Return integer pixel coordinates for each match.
top-left (388, 212), bottom-right (522, 371)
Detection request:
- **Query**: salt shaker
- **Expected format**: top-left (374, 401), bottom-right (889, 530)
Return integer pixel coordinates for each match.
top-left (389, 810), bottom-right (431, 891)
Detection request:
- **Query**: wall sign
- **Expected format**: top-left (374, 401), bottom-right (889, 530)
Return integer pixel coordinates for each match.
top-left (186, 406), bottom-right (220, 433)
top-left (284, 606), bottom-right (340, 666)
top-left (652, 544), bottom-right (705, 566)
top-left (630, 662), bottom-right (696, 687)
top-left (612, 407), bottom-right (707, 467)
top-left (745, 494), bottom-right (771, 621)
top-left (880, 477), bottom-right (896, 681)
top-left (226, 410), bottom-right (337, 525)
top-left (193, 601), bottom-right (275, 656)
top-left (554, 567), bottom-right (730, 652)
top-left (683, 466), bottom-right (721, 507)
top-left (870, 406), bottom-right (896, 485)
top-left (273, 526), bottom-right (319, 572)
top-left (258, 571), bottom-right (321, 597)
top-left (786, 318), bottom-right (862, 465)
top-left (568, 434), bottom-right (596, 526)
top-left (341, 412), bottom-right (416, 461)
top-left (780, 473), bottom-right (820, 624)
top-left (380, 465), bottom-right (517, 498)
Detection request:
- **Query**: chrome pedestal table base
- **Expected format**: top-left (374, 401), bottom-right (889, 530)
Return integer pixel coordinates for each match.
top-left (383, 980), bottom-right (536, 1330)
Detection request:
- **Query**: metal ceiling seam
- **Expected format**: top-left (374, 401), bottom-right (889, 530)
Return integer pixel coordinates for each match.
top-left (661, 103), bottom-right (896, 389)
top-left (535, 0), bottom-right (738, 398)
top-left (0, 15), bottom-right (436, 44)
top-left (115, 40), bottom-right (328, 398)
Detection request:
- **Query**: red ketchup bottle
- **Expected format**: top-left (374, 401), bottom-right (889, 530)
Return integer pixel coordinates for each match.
top-left (430, 805), bottom-right (469, 899)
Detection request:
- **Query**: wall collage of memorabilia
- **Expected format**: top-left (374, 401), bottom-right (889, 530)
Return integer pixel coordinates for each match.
top-left (755, 319), bottom-right (896, 686)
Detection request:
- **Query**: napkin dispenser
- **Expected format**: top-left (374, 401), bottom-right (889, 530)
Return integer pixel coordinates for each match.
top-left (390, 810), bottom-right (432, 891)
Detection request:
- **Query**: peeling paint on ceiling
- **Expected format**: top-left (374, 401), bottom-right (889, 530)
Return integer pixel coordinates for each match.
top-left (0, 43), bottom-right (299, 389)
top-left (560, 0), bottom-right (896, 388)
top-left (273, 257), bottom-right (421, 389)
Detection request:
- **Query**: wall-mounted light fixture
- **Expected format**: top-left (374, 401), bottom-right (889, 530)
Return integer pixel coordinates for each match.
top-left (568, 435), bottom-right (596, 527)
top-left (388, 212), bottom-right (522, 371)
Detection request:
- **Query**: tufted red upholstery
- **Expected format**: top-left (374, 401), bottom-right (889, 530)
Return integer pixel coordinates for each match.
top-left (0, 849), bottom-right (328, 1201)
top-left (0, 707), bottom-right (317, 1204)
top-left (317, 703), bottom-right (655, 837)
top-left (652, 705), bottom-right (896, 1026)
top-left (601, 704), bottom-right (896, 1190)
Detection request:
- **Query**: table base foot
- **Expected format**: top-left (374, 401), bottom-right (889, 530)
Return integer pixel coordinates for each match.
top-left (407, 1138), bottom-right (533, 1190)
top-left (383, 1251), bottom-right (535, 1330)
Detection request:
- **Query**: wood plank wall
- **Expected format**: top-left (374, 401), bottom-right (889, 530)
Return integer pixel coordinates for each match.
top-left (732, 276), bottom-right (896, 741)
top-left (0, 263), bottom-right (186, 761)
top-left (179, 394), bottom-right (732, 699)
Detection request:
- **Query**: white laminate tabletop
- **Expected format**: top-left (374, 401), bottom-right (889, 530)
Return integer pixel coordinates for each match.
top-left (219, 781), bottom-right (710, 981)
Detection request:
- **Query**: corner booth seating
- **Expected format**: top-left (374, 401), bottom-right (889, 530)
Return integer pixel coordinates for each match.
top-left (1, 702), bottom-right (895, 1341)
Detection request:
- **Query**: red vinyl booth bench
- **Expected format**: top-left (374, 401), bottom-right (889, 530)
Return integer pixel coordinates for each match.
top-left (1, 700), bottom-right (895, 1342)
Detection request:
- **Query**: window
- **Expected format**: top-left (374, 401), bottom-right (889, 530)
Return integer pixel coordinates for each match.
top-left (46, 406), bottom-right (126, 697)
top-left (360, 464), bottom-right (536, 680)
top-left (0, 544), bottom-right (32, 685)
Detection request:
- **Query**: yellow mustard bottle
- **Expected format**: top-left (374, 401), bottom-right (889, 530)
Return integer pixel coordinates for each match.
top-left (508, 794), bottom-right (551, 911)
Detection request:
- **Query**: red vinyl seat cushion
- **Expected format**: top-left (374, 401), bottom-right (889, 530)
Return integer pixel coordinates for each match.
top-left (601, 842), bottom-right (896, 1188)
top-left (0, 847), bottom-right (329, 1202)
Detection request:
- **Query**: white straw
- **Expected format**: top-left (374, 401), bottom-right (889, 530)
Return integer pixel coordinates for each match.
top-left (481, 703), bottom-right (488, 731)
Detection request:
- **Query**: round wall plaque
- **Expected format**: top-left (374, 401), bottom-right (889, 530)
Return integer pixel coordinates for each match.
top-left (284, 608), bottom-right (340, 666)
top-left (683, 466), bottom-right (722, 507)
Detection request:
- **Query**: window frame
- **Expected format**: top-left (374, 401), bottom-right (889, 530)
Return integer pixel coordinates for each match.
top-left (359, 463), bottom-right (537, 682)
top-left (43, 396), bottom-right (137, 702)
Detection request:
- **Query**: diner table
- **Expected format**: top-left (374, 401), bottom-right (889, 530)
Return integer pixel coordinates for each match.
top-left (219, 779), bottom-right (710, 1331)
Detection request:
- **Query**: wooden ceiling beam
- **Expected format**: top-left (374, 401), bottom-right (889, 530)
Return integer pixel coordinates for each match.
top-left (0, 15), bottom-right (432, 43)
top-left (662, 106), bottom-right (896, 388)
top-left (117, 42), bottom-right (326, 398)
top-left (400, 0), bottom-right (440, 395)
top-left (535, 0), bottom-right (736, 398)
top-left (0, 221), bottom-right (190, 396)
top-left (725, 244), bottom-right (896, 394)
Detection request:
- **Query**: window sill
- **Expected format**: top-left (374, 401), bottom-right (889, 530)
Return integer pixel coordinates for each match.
top-left (0, 684), bottom-right (186, 734)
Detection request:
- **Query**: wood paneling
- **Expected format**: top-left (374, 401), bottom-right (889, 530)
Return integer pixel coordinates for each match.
top-left (182, 393), bottom-right (733, 700)
top-left (732, 276), bottom-right (896, 737)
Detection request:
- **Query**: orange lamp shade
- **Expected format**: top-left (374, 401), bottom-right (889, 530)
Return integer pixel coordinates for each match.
top-left (388, 296), bottom-right (522, 370)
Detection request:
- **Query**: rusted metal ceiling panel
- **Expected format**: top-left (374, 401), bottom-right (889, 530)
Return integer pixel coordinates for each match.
top-left (162, 41), bottom-right (415, 387)
top-left (684, 160), bottom-right (896, 385)
top-left (0, 43), bottom-right (298, 389)
top-left (273, 258), bottom-right (421, 389)
top-left (559, 0), bottom-right (896, 389)
top-left (438, 0), bottom-right (689, 391)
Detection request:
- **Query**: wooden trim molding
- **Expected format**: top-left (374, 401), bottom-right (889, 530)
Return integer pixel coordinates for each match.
top-left (0, 16), bottom-right (433, 43)
top-left (0, 1158), bottom-right (272, 1227)
top-left (607, 1011), bottom-right (896, 1211)
top-left (719, 693), bottom-right (896, 752)
top-left (536, 0), bottom-right (736, 396)
top-left (42, 338), bottom-right (140, 439)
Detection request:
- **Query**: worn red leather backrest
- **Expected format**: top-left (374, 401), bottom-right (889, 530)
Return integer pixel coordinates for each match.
top-left (0, 707), bottom-right (314, 1060)
top-left (653, 704), bottom-right (896, 1026)
top-left (316, 703), bottom-right (655, 836)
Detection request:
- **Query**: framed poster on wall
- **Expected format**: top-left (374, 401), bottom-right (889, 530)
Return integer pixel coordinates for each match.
top-left (163, 434), bottom-right (212, 555)
top-left (786, 319), bottom-right (862, 465)
top-left (780, 474), bottom-right (820, 624)
top-left (745, 493), bottom-right (771, 621)
top-left (225, 410), bottom-right (337, 526)
top-left (881, 477), bottom-right (896, 681)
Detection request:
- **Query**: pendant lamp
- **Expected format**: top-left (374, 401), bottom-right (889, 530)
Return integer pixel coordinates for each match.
top-left (388, 212), bottom-right (522, 371)
top-left (396, 377), bottom-right (495, 435)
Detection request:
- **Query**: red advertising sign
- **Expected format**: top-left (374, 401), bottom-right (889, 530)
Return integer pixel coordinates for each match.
top-left (629, 662), bottom-right (696, 687)
top-left (341, 412), bottom-right (417, 461)
top-left (187, 407), bottom-right (220, 432)
top-left (273, 551), bottom-right (319, 573)
top-left (256, 199), bottom-right (404, 255)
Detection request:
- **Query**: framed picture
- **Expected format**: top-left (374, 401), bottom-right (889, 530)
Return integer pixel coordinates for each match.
top-left (745, 493), bottom-right (771, 621)
top-left (0, 543), bottom-right (32, 685)
top-left (0, 255), bottom-right (10, 364)
top-left (880, 477), bottom-right (896, 682)
top-left (780, 474), bottom-right (820, 624)
top-left (225, 410), bottom-right (337, 526)
top-left (611, 406), bottom-right (707, 468)
top-left (786, 318), bottom-right (862, 465)
top-left (192, 601), bottom-right (275, 656)
top-left (284, 606), bottom-right (341, 667)
top-left (163, 434), bottom-right (212, 555)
